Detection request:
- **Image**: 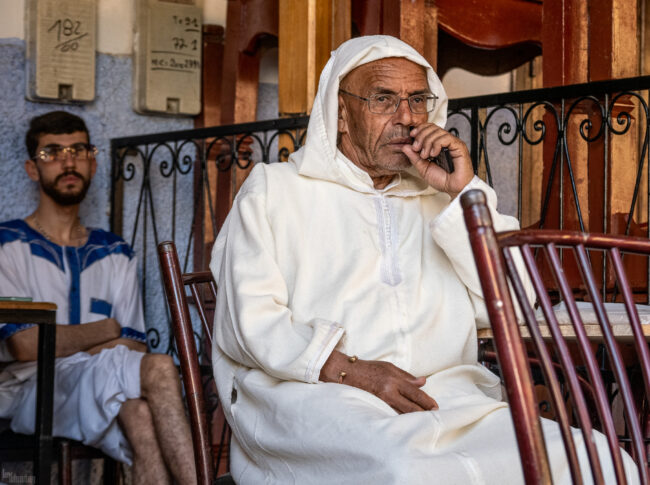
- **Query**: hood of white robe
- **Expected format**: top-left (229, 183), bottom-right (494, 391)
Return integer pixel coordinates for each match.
top-left (289, 35), bottom-right (449, 196)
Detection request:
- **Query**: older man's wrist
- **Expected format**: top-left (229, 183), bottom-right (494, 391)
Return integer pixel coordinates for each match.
top-left (320, 350), bottom-right (359, 383)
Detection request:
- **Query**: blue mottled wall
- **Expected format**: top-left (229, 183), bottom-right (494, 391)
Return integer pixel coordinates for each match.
top-left (0, 38), bottom-right (193, 228)
top-left (0, 38), bottom-right (195, 347)
top-left (0, 38), bottom-right (280, 350)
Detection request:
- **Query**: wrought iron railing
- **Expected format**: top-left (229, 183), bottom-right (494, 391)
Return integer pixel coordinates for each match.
top-left (448, 75), bottom-right (650, 234)
top-left (111, 75), bottom-right (650, 353)
top-left (110, 117), bottom-right (308, 354)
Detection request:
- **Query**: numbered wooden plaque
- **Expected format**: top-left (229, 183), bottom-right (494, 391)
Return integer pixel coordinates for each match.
top-left (26, 0), bottom-right (97, 102)
top-left (134, 0), bottom-right (202, 115)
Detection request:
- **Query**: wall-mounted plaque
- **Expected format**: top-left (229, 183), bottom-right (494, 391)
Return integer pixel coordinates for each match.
top-left (26, 0), bottom-right (97, 103)
top-left (134, 0), bottom-right (202, 116)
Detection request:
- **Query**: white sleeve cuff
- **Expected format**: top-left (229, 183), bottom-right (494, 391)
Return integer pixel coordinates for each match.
top-left (303, 320), bottom-right (345, 383)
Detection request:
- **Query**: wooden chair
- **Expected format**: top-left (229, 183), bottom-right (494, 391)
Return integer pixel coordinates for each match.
top-left (157, 241), bottom-right (234, 485)
top-left (0, 423), bottom-right (120, 484)
top-left (0, 301), bottom-right (119, 484)
top-left (462, 189), bottom-right (650, 484)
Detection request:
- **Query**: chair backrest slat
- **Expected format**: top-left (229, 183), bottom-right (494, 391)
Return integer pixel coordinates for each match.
top-left (158, 242), bottom-right (223, 485)
top-left (463, 189), bottom-right (650, 485)
top-left (503, 247), bottom-right (584, 485)
top-left (188, 281), bottom-right (214, 348)
top-left (546, 243), bottom-right (614, 482)
top-left (524, 242), bottom-right (602, 482)
top-left (576, 244), bottom-right (645, 479)
top-left (609, 248), bottom-right (650, 399)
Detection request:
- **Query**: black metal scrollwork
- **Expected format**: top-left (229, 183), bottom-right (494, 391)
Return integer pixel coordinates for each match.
top-left (112, 77), bottom-right (650, 352)
top-left (111, 117), bottom-right (309, 353)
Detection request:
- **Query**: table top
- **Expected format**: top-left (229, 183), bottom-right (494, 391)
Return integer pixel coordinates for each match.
top-left (0, 300), bottom-right (57, 311)
top-left (477, 323), bottom-right (650, 342)
top-left (0, 298), bottom-right (58, 484)
top-left (0, 300), bottom-right (57, 325)
top-left (477, 302), bottom-right (650, 342)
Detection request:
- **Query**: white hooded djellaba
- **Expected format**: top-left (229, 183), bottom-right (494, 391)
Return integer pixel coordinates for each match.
top-left (210, 36), bottom-right (638, 484)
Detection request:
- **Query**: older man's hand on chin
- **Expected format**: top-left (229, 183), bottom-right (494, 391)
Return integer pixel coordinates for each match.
top-left (402, 123), bottom-right (474, 199)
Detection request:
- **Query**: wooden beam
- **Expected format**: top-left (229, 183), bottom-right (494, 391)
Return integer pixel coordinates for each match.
top-left (588, 0), bottom-right (639, 234)
top-left (278, 0), bottom-right (351, 117)
top-left (194, 25), bottom-right (224, 270)
top-left (211, 0), bottom-right (279, 235)
top-left (278, 0), bottom-right (312, 116)
top-left (423, 0), bottom-right (438, 69)
top-left (542, 0), bottom-right (589, 87)
top-left (539, 0), bottom-right (589, 232)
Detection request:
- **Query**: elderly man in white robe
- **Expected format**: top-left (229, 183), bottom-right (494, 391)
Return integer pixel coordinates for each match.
top-left (210, 36), bottom-right (638, 484)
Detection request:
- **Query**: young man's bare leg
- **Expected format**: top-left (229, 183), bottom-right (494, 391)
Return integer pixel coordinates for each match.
top-left (119, 398), bottom-right (171, 485)
top-left (140, 354), bottom-right (197, 484)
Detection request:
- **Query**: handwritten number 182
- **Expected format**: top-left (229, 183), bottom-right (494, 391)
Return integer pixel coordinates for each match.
top-left (48, 18), bottom-right (81, 41)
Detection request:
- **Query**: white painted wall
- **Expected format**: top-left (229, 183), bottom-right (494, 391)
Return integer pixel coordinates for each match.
top-left (0, 0), bottom-right (24, 39)
top-left (0, 0), bottom-right (228, 54)
top-left (442, 68), bottom-right (512, 99)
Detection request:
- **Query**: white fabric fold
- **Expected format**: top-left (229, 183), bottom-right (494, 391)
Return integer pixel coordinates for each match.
top-left (211, 168), bottom-right (345, 383)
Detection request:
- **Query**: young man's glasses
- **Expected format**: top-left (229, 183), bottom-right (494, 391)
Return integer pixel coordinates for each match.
top-left (339, 89), bottom-right (438, 115)
top-left (33, 143), bottom-right (97, 163)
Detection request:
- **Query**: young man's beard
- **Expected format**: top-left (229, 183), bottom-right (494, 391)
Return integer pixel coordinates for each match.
top-left (40, 172), bottom-right (92, 206)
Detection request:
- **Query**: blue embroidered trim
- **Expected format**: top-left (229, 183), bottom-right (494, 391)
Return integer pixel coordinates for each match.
top-left (0, 323), bottom-right (37, 340)
top-left (0, 222), bottom-right (23, 246)
top-left (66, 247), bottom-right (81, 325)
top-left (0, 220), bottom-right (134, 273)
top-left (120, 327), bottom-right (147, 343)
top-left (90, 298), bottom-right (112, 317)
top-left (80, 230), bottom-right (134, 271)
top-left (0, 220), bottom-right (64, 270)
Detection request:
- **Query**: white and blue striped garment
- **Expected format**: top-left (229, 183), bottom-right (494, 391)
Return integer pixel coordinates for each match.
top-left (0, 219), bottom-right (147, 463)
top-left (0, 219), bottom-right (146, 360)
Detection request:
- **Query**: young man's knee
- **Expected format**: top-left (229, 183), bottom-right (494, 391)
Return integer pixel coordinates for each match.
top-left (141, 353), bottom-right (180, 389)
top-left (119, 398), bottom-right (152, 425)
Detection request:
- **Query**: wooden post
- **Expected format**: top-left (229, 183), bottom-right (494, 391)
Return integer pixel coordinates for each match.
top-left (539, 0), bottom-right (639, 234)
top-left (539, 0), bottom-right (639, 294)
top-left (588, 0), bottom-right (639, 235)
top-left (514, 57), bottom-right (543, 229)
top-left (277, 0), bottom-right (351, 169)
top-left (211, 0), bottom-right (278, 233)
top-left (278, 0), bottom-right (351, 118)
top-left (381, 0), bottom-right (426, 55)
top-left (194, 25), bottom-right (224, 270)
top-left (540, 0), bottom-right (589, 232)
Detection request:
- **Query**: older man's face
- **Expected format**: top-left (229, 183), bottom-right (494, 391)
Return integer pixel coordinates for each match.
top-left (337, 57), bottom-right (430, 180)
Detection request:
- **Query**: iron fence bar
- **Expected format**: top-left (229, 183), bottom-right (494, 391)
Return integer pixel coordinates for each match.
top-left (518, 102), bottom-right (523, 222)
top-left (470, 106), bottom-right (479, 171)
top-left (602, 93), bottom-right (609, 301)
top-left (448, 75), bottom-right (650, 111)
top-left (111, 116), bottom-right (310, 148)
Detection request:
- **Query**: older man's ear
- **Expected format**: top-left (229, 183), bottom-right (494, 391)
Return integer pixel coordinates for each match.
top-left (337, 94), bottom-right (349, 134)
top-left (337, 94), bottom-right (349, 147)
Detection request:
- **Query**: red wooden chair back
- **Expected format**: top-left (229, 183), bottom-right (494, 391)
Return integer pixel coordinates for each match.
top-left (157, 241), bottom-right (232, 485)
top-left (462, 189), bottom-right (650, 485)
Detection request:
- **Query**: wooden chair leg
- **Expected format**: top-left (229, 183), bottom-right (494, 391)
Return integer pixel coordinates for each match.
top-left (102, 456), bottom-right (119, 484)
top-left (58, 440), bottom-right (72, 485)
